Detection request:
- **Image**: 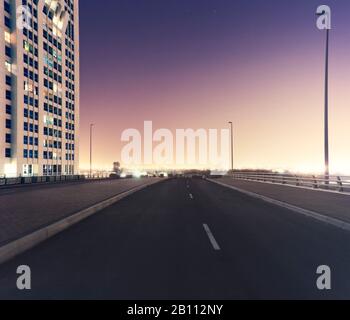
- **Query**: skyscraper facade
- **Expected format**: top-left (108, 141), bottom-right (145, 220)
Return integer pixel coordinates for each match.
top-left (0, 0), bottom-right (79, 177)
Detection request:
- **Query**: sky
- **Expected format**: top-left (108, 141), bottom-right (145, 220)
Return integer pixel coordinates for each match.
top-left (79, 0), bottom-right (350, 174)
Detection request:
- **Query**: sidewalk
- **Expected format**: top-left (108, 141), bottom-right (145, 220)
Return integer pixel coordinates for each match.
top-left (213, 177), bottom-right (350, 224)
top-left (0, 178), bottom-right (160, 246)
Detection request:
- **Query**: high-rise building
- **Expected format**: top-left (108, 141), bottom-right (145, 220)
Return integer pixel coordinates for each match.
top-left (0, 0), bottom-right (79, 177)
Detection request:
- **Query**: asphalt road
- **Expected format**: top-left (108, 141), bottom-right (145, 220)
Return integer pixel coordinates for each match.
top-left (0, 178), bottom-right (350, 299)
top-left (0, 178), bottom-right (157, 245)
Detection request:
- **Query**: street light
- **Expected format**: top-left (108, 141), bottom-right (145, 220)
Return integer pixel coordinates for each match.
top-left (228, 122), bottom-right (234, 173)
top-left (90, 124), bottom-right (94, 178)
top-left (316, 5), bottom-right (331, 185)
top-left (324, 27), bottom-right (330, 184)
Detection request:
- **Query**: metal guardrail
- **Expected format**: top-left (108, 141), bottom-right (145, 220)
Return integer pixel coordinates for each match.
top-left (0, 175), bottom-right (86, 187)
top-left (231, 172), bottom-right (350, 193)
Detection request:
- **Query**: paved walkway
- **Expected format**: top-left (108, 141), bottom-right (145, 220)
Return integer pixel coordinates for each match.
top-left (214, 178), bottom-right (350, 223)
top-left (0, 178), bottom-right (160, 246)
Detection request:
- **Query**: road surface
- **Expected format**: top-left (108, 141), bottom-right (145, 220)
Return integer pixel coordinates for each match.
top-left (0, 178), bottom-right (159, 245)
top-left (0, 178), bottom-right (349, 299)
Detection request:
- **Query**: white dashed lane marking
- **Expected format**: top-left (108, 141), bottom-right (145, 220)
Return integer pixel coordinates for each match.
top-left (203, 224), bottom-right (221, 251)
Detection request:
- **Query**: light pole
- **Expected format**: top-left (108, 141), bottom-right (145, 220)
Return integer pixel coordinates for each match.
top-left (324, 28), bottom-right (330, 184)
top-left (228, 122), bottom-right (234, 173)
top-left (90, 124), bottom-right (94, 178)
top-left (316, 5), bottom-right (331, 185)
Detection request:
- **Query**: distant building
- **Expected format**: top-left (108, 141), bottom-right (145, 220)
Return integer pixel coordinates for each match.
top-left (0, 0), bottom-right (80, 177)
top-left (113, 162), bottom-right (121, 174)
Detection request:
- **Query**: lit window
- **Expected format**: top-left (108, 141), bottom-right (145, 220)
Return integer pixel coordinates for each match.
top-left (4, 31), bottom-right (11, 43)
top-left (43, 115), bottom-right (54, 126)
top-left (24, 81), bottom-right (33, 92)
top-left (24, 41), bottom-right (33, 53)
top-left (5, 61), bottom-right (11, 72)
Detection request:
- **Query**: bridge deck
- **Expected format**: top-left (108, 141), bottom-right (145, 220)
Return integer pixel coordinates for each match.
top-left (215, 177), bottom-right (350, 223)
top-left (0, 178), bottom-right (159, 246)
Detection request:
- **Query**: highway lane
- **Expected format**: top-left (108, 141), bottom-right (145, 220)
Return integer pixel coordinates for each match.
top-left (0, 178), bottom-right (350, 299)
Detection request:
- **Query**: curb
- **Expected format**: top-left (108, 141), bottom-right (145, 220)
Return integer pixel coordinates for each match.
top-left (0, 179), bottom-right (163, 265)
top-left (207, 178), bottom-right (350, 233)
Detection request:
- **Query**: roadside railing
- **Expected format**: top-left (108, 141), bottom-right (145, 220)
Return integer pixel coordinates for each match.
top-left (0, 174), bottom-right (148, 188)
top-left (0, 175), bottom-right (86, 187)
top-left (230, 172), bottom-right (350, 193)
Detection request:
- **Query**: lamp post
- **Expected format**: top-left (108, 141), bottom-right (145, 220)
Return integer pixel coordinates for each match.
top-left (324, 28), bottom-right (330, 184)
top-left (228, 122), bottom-right (234, 173)
top-left (90, 124), bottom-right (94, 178)
top-left (316, 5), bottom-right (331, 185)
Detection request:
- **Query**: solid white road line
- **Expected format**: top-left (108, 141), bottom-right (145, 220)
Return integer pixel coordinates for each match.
top-left (203, 224), bottom-right (221, 251)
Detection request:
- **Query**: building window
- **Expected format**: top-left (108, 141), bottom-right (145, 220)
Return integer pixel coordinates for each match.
top-left (5, 46), bottom-right (12, 58)
top-left (6, 75), bottom-right (11, 86)
top-left (5, 148), bottom-right (11, 158)
top-left (5, 17), bottom-right (11, 28)
top-left (6, 119), bottom-right (11, 129)
top-left (4, 2), bottom-right (10, 14)
top-left (6, 90), bottom-right (11, 100)
top-left (5, 61), bottom-right (11, 72)
top-left (4, 31), bottom-right (11, 43)
top-left (6, 105), bottom-right (11, 114)
top-left (5, 134), bottom-right (11, 144)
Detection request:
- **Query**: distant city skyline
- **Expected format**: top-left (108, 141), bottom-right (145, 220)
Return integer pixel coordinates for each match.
top-left (80, 0), bottom-right (350, 174)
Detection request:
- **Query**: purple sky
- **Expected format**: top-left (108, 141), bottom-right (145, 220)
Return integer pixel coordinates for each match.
top-left (79, 0), bottom-right (350, 173)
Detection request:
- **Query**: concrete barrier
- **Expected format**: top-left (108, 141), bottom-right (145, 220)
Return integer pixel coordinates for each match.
top-left (5, 178), bottom-right (21, 185)
top-left (0, 175), bottom-right (102, 188)
top-left (21, 177), bottom-right (33, 184)
top-left (46, 176), bottom-right (55, 183)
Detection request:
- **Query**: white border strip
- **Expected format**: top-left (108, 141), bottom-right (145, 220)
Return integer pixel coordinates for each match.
top-left (0, 179), bottom-right (164, 265)
top-left (208, 179), bottom-right (350, 232)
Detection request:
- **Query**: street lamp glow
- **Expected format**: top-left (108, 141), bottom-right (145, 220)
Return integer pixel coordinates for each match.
top-left (133, 170), bottom-right (142, 178)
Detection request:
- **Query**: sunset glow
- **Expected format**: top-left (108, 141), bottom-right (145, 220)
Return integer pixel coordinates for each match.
top-left (79, 0), bottom-right (350, 174)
